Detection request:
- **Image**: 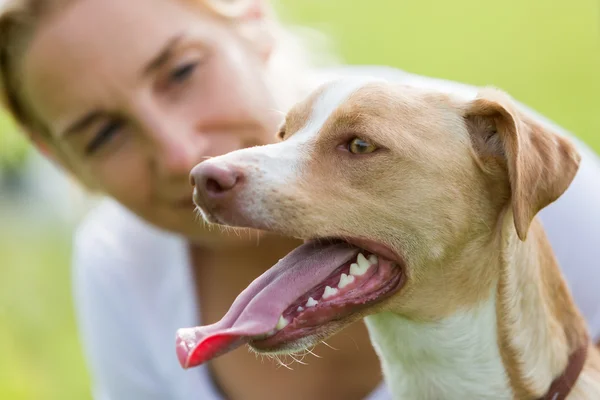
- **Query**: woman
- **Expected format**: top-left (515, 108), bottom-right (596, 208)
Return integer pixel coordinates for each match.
top-left (1, 0), bottom-right (600, 399)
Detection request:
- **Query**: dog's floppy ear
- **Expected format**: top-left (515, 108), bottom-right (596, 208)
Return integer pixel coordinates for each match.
top-left (464, 87), bottom-right (581, 241)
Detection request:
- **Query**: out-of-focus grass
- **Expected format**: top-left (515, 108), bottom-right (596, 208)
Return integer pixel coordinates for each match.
top-left (0, 0), bottom-right (598, 399)
top-left (277, 0), bottom-right (600, 151)
top-left (0, 226), bottom-right (90, 400)
top-left (0, 113), bottom-right (28, 170)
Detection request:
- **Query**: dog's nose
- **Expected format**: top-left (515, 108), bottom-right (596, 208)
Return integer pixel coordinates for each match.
top-left (190, 162), bottom-right (241, 201)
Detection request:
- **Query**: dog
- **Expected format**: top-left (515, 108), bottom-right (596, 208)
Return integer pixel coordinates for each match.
top-left (178, 77), bottom-right (600, 399)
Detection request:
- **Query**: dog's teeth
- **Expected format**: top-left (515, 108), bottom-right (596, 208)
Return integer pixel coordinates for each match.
top-left (368, 254), bottom-right (378, 265)
top-left (322, 286), bottom-right (338, 299)
top-left (350, 253), bottom-right (372, 276)
top-left (297, 306), bottom-right (304, 312)
top-left (350, 261), bottom-right (370, 276)
top-left (338, 273), bottom-right (355, 289)
top-left (349, 263), bottom-right (363, 276)
top-left (357, 253), bottom-right (371, 269)
top-left (306, 297), bottom-right (318, 308)
top-left (276, 316), bottom-right (289, 330)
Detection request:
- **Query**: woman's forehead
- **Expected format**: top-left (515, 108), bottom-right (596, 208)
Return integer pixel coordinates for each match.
top-left (20, 0), bottom-right (214, 133)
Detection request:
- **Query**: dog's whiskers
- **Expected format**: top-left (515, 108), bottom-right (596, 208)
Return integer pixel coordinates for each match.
top-left (288, 354), bottom-right (308, 365)
top-left (320, 340), bottom-right (339, 351)
top-left (305, 347), bottom-right (322, 359)
top-left (273, 355), bottom-right (294, 370)
top-left (343, 333), bottom-right (361, 351)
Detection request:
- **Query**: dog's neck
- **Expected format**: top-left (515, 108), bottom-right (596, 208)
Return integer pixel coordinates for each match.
top-left (365, 212), bottom-right (589, 400)
top-left (366, 291), bottom-right (511, 399)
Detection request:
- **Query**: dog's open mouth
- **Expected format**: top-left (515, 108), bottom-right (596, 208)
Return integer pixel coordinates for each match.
top-left (175, 238), bottom-right (405, 369)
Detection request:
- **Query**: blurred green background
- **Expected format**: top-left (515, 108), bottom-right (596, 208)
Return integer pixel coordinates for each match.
top-left (0, 0), bottom-right (598, 399)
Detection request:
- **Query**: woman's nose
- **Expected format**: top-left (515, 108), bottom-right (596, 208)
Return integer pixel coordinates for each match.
top-left (137, 107), bottom-right (206, 178)
top-left (153, 129), bottom-right (208, 178)
top-left (162, 141), bottom-right (198, 174)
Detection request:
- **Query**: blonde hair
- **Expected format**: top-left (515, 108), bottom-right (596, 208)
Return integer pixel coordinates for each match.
top-left (0, 0), bottom-right (337, 137)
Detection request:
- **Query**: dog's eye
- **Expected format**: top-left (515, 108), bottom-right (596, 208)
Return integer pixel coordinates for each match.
top-left (348, 138), bottom-right (377, 154)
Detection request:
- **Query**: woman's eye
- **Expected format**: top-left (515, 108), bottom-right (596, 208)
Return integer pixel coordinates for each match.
top-left (347, 137), bottom-right (378, 154)
top-left (169, 62), bottom-right (198, 83)
top-left (85, 120), bottom-right (124, 155)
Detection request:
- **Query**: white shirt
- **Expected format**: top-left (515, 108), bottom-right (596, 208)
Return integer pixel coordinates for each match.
top-left (72, 66), bottom-right (600, 400)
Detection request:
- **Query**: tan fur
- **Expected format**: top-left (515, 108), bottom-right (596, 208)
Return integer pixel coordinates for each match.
top-left (464, 89), bottom-right (582, 241)
top-left (191, 80), bottom-right (600, 398)
top-left (277, 83), bottom-right (330, 141)
top-left (462, 88), bottom-right (594, 398)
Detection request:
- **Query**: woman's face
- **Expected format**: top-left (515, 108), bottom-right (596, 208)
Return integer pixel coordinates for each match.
top-left (21, 0), bottom-right (283, 237)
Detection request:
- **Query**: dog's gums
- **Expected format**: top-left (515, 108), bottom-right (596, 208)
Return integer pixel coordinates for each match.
top-left (252, 251), bottom-right (402, 350)
top-left (175, 239), bottom-right (404, 369)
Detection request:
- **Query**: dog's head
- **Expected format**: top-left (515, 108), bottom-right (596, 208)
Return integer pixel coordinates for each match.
top-left (177, 78), bottom-right (580, 368)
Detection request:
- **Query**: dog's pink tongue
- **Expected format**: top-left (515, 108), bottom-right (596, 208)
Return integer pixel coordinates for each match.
top-left (175, 241), bottom-right (358, 369)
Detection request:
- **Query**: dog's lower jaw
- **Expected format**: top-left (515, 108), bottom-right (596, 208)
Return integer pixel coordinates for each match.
top-left (364, 293), bottom-right (513, 400)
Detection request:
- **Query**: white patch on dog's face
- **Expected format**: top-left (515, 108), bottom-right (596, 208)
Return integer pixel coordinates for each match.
top-left (249, 76), bottom-right (387, 182)
top-left (297, 77), bottom-right (386, 139)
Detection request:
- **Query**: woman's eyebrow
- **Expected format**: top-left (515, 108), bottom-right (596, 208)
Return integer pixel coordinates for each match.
top-left (60, 32), bottom-right (189, 138)
top-left (142, 32), bottom-right (187, 77)
top-left (61, 110), bottom-right (103, 138)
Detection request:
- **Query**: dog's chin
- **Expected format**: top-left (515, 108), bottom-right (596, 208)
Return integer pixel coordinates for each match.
top-left (248, 313), bottom-right (364, 355)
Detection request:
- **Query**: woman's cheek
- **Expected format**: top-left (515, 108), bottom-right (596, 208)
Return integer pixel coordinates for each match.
top-left (95, 147), bottom-right (153, 208)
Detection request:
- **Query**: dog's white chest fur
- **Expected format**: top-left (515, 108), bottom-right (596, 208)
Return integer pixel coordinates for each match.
top-left (364, 294), bottom-right (512, 400)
